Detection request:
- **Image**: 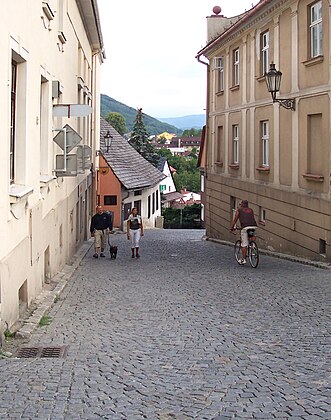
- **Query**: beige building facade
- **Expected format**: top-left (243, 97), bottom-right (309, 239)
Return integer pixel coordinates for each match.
top-left (197, 0), bottom-right (331, 261)
top-left (0, 0), bottom-right (104, 340)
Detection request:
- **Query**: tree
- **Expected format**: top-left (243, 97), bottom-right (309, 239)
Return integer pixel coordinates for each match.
top-left (129, 108), bottom-right (159, 165)
top-left (188, 147), bottom-right (198, 159)
top-left (105, 112), bottom-right (127, 135)
top-left (157, 148), bottom-right (173, 159)
top-left (182, 128), bottom-right (202, 137)
top-left (157, 135), bottom-right (167, 145)
top-left (173, 171), bottom-right (200, 193)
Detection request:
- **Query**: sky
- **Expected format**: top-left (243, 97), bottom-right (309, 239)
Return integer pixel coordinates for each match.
top-left (97, 0), bottom-right (257, 119)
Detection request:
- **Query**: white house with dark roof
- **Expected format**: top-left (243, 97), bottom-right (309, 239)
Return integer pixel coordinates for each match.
top-left (98, 118), bottom-right (166, 229)
top-left (157, 157), bottom-right (177, 195)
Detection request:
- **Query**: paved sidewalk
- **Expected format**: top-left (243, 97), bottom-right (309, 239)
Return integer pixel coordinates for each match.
top-left (0, 229), bottom-right (330, 419)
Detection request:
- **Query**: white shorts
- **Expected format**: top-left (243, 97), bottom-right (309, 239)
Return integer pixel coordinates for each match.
top-left (130, 229), bottom-right (141, 248)
top-left (241, 226), bottom-right (257, 247)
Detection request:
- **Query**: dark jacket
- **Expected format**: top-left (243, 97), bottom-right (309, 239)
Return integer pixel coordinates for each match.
top-left (90, 212), bottom-right (113, 233)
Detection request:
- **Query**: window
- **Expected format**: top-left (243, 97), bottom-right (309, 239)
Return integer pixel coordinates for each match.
top-left (307, 113), bottom-right (323, 174)
top-left (152, 192), bottom-right (155, 214)
top-left (134, 190), bottom-right (142, 196)
top-left (319, 238), bottom-right (326, 255)
top-left (233, 125), bottom-right (239, 164)
top-left (259, 207), bottom-right (266, 224)
top-left (10, 49), bottom-right (28, 187)
top-left (230, 196), bottom-right (239, 227)
top-left (216, 126), bottom-right (223, 164)
top-left (155, 190), bottom-right (159, 211)
top-left (148, 195), bottom-right (151, 218)
top-left (134, 200), bottom-right (141, 215)
top-left (104, 195), bottom-right (117, 206)
top-left (10, 61), bottom-right (17, 183)
top-left (233, 48), bottom-right (239, 86)
top-left (310, 1), bottom-right (322, 58)
top-left (215, 56), bottom-right (224, 92)
top-left (40, 76), bottom-right (50, 175)
top-left (159, 185), bottom-right (166, 192)
top-left (261, 121), bottom-right (269, 167)
top-left (261, 31), bottom-right (269, 75)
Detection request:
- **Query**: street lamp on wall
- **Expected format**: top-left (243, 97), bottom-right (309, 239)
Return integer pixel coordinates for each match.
top-left (104, 130), bottom-right (113, 153)
top-left (265, 63), bottom-right (295, 111)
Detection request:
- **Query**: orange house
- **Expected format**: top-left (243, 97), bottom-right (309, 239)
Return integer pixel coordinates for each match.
top-left (97, 155), bottom-right (122, 228)
top-left (97, 118), bottom-right (166, 229)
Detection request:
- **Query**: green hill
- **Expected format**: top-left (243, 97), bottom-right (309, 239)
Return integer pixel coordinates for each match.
top-left (100, 94), bottom-right (181, 135)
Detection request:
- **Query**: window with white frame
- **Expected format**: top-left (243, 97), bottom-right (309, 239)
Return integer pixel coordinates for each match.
top-left (233, 125), bottom-right (239, 164)
top-left (233, 48), bottom-right (239, 86)
top-left (261, 121), bottom-right (269, 167)
top-left (261, 31), bottom-right (269, 75)
top-left (259, 207), bottom-right (266, 224)
top-left (10, 60), bottom-right (17, 183)
top-left (215, 56), bottom-right (224, 92)
top-left (310, 1), bottom-right (322, 58)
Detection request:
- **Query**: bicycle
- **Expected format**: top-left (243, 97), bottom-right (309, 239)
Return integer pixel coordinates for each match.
top-left (233, 228), bottom-right (259, 268)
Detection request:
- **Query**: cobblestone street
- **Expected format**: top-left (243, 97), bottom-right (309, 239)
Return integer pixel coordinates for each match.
top-left (0, 229), bottom-right (330, 419)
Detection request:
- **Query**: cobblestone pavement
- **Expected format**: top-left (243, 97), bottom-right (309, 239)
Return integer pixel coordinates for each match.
top-left (1, 229), bottom-right (330, 420)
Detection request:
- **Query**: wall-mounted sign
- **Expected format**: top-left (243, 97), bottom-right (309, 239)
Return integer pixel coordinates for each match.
top-left (53, 124), bottom-right (82, 153)
top-left (55, 154), bottom-right (77, 177)
top-left (53, 104), bottom-right (92, 118)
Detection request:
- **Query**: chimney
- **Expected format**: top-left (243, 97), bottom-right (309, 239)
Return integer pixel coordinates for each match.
top-left (207, 6), bottom-right (244, 42)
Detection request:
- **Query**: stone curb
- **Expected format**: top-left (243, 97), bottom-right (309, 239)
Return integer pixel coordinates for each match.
top-left (14, 240), bottom-right (93, 339)
top-left (204, 236), bottom-right (331, 270)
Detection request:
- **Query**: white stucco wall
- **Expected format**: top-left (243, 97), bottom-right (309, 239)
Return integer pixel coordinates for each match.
top-left (160, 161), bottom-right (176, 193)
top-left (123, 184), bottom-right (163, 229)
top-left (0, 0), bottom-right (102, 330)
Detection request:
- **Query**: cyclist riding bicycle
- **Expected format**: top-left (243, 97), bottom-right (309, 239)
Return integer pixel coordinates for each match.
top-left (230, 200), bottom-right (257, 265)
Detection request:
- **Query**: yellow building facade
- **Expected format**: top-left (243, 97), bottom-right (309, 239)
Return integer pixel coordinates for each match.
top-left (197, 0), bottom-right (331, 261)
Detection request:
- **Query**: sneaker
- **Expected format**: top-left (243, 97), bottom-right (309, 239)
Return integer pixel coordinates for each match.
top-left (93, 253), bottom-right (98, 259)
top-left (100, 253), bottom-right (105, 258)
top-left (132, 254), bottom-right (135, 258)
top-left (239, 258), bottom-right (246, 265)
top-left (136, 254), bottom-right (140, 258)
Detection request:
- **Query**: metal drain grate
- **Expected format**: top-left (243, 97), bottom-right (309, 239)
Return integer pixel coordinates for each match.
top-left (16, 345), bottom-right (68, 358)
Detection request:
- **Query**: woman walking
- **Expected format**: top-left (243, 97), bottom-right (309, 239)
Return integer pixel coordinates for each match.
top-left (127, 207), bottom-right (144, 258)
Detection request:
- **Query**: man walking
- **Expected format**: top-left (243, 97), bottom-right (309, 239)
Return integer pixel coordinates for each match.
top-left (90, 206), bottom-right (112, 258)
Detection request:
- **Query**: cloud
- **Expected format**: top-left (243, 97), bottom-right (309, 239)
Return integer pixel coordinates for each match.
top-left (98, 0), bottom-right (257, 117)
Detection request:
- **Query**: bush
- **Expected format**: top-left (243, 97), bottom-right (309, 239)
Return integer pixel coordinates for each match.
top-left (163, 204), bottom-right (202, 229)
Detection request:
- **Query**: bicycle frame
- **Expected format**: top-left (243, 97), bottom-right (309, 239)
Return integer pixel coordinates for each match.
top-left (233, 229), bottom-right (259, 268)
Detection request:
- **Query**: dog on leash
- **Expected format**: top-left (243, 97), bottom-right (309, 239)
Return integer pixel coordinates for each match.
top-left (109, 245), bottom-right (118, 259)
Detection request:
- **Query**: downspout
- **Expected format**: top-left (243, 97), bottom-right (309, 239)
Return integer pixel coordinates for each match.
top-left (121, 189), bottom-right (130, 231)
top-left (90, 48), bottom-right (104, 217)
top-left (196, 54), bottom-right (210, 170)
top-left (196, 54), bottom-right (210, 231)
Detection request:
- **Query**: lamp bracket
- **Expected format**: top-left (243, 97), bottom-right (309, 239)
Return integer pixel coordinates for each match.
top-left (274, 98), bottom-right (296, 111)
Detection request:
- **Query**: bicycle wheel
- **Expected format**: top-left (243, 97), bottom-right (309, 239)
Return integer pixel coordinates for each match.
top-left (248, 241), bottom-right (259, 268)
top-left (234, 240), bottom-right (243, 264)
